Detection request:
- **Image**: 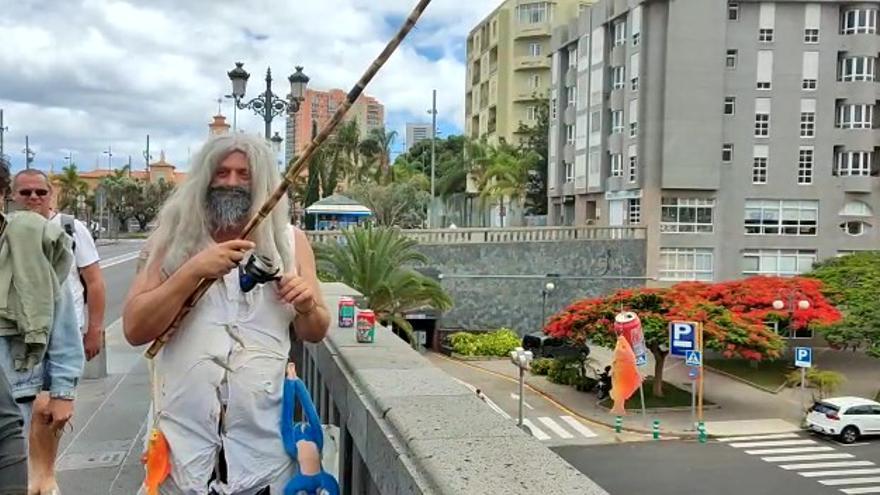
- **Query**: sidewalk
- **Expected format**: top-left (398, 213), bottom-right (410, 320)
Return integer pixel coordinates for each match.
top-left (431, 347), bottom-right (809, 438)
top-left (56, 320), bottom-right (151, 494)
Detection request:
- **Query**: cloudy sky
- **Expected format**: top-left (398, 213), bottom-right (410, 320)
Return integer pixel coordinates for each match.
top-left (0, 0), bottom-right (497, 173)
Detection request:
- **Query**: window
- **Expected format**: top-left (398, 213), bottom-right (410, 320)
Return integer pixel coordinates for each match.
top-left (722, 144), bottom-right (734, 163)
top-left (835, 151), bottom-right (874, 176)
top-left (759, 3), bottom-right (775, 41)
top-left (529, 42), bottom-right (542, 57)
top-left (728, 2), bottom-right (739, 21)
top-left (611, 66), bottom-right (626, 90)
top-left (566, 124), bottom-right (575, 145)
top-left (568, 48), bottom-right (578, 69)
top-left (567, 85), bottom-right (577, 106)
top-left (724, 97), bottom-right (736, 115)
top-left (742, 249), bottom-right (817, 276)
top-left (613, 21), bottom-right (626, 46)
top-left (628, 155), bottom-right (638, 182)
top-left (610, 153), bottom-right (623, 177)
top-left (757, 50), bottom-right (773, 89)
top-left (526, 105), bottom-right (538, 121)
top-left (755, 114), bottom-right (770, 137)
top-left (753, 157), bottom-right (768, 184)
top-left (517, 2), bottom-right (550, 24)
top-left (839, 200), bottom-right (873, 217)
top-left (842, 8), bottom-right (878, 34)
top-left (550, 97), bottom-right (557, 120)
top-left (660, 248), bottom-right (714, 281)
top-left (661, 198), bottom-right (715, 233)
top-left (632, 6), bottom-right (642, 46)
top-left (628, 198), bottom-right (641, 224)
top-left (837, 103), bottom-right (875, 129)
top-left (800, 112), bottom-right (816, 138)
top-left (629, 121), bottom-right (638, 138)
top-left (798, 147), bottom-right (814, 185)
top-left (840, 221), bottom-right (871, 237)
top-left (840, 56), bottom-right (877, 82)
top-left (529, 74), bottom-right (541, 89)
top-left (630, 53), bottom-right (640, 91)
top-left (564, 161), bottom-right (574, 182)
top-left (590, 110), bottom-right (601, 132)
top-left (759, 29), bottom-right (774, 42)
top-left (804, 29), bottom-right (819, 43)
top-left (802, 51), bottom-right (818, 90)
top-left (744, 200), bottom-right (819, 236)
top-left (726, 50), bottom-right (738, 69)
top-left (611, 110), bottom-right (624, 134)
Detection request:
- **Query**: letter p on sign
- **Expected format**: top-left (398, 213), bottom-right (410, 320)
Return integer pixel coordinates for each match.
top-left (669, 321), bottom-right (697, 358)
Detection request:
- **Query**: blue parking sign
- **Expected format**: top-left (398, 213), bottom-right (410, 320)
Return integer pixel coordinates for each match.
top-left (669, 321), bottom-right (698, 358)
top-left (795, 347), bottom-right (812, 368)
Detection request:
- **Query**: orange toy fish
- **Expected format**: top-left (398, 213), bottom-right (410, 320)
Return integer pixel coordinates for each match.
top-left (610, 335), bottom-right (643, 415)
top-left (142, 428), bottom-right (171, 495)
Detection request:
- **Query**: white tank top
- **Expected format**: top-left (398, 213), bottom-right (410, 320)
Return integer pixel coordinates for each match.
top-left (151, 252), bottom-right (296, 494)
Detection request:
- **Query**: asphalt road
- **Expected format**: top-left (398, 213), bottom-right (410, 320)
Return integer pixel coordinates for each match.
top-left (555, 431), bottom-right (880, 495)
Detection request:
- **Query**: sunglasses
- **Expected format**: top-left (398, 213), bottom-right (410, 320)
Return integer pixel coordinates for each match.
top-left (18, 189), bottom-right (49, 198)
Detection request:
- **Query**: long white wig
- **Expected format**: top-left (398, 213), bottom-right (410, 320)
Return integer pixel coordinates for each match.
top-left (147, 133), bottom-right (293, 276)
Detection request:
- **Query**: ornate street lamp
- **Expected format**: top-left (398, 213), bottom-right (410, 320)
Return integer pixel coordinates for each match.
top-left (227, 62), bottom-right (309, 140)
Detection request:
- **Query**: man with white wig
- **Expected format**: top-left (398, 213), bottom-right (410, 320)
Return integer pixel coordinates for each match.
top-left (123, 133), bottom-right (330, 495)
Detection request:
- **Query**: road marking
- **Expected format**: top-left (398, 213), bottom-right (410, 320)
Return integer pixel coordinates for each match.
top-left (538, 417), bottom-right (574, 439)
top-left (762, 453), bottom-right (855, 462)
top-left (745, 446), bottom-right (834, 455)
top-left (560, 415), bottom-right (598, 438)
top-left (841, 488), bottom-right (880, 494)
top-left (100, 251), bottom-right (140, 269)
top-left (717, 433), bottom-right (800, 442)
top-left (730, 439), bottom-right (817, 448)
top-left (781, 461), bottom-right (875, 470)
top-left (510, 393), bottom-right (534, 410)
top-left (451, 378), bottom-right (511, 420)
top-left (819, 477), bottom-right (880, 486)
top-left (800, 469), bottom-right (880, 478)
top-left (522, 419), bottom-right (550, 440)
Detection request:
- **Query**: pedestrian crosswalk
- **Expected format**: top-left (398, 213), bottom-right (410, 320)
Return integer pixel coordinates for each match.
top-left (719, 432), bottom-right (880, 494)
top-left (523, 415), bottom-right (599, 442)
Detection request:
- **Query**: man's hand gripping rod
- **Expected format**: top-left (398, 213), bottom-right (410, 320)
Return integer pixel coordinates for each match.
top-left (145, 0), bottom-right (432, 358)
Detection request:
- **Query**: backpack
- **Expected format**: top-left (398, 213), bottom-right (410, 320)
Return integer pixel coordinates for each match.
top-left (60, 214), bottom-right (89, 303)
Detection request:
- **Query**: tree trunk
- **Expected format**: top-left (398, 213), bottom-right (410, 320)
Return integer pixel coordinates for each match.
top-left (652, 349), bottom-right (667, 398)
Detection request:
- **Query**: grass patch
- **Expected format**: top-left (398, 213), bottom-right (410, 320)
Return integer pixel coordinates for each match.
top-left (600, 379), bottom-right (707, 409)
top-left (705, 358), bottom-right (792, 390)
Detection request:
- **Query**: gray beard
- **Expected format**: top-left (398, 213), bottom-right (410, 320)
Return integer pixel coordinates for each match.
top-left (207, 186), bottom-right (252, 231)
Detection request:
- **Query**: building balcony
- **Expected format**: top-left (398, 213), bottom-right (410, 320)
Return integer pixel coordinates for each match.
top-left (838, 175), bottom-right (877, 193)
top-left (514, 55), bottom-right (551, 71)
top-left (514, 21), bottom-right (552, 39)
top-left (514, 90), bottom-right (543, 102)
top-left (838, 32), bottom-right (880, 55)
top-left (835, 80), bottom-right (878, 102)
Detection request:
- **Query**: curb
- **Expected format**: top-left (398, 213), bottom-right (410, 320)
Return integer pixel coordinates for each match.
top-left (437, 354), bottom-right (701, 439)
top-left (704, 365), bottom-right (787, 394)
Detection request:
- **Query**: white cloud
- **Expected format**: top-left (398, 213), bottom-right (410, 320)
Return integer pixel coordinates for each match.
top-left (0, 0), bottom-right (499, 172)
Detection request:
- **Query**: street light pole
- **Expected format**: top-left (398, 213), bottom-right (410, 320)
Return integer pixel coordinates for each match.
top-left (428, 89), bottom-right (437, 228)
top-left (227, 62), bottom-right (309, 141)
top-left (540, 281), bottom-right (556, 331)
top-left (103, 146), bottom-right (113, 170)
top-left (773, 290), bottom-right (811, 412)
top-left (0, 109), bottom-right (7, 162)
top-left (23, 135), bottom-right (35, 169)
top-left (510, 347), bottom-right (534, 430)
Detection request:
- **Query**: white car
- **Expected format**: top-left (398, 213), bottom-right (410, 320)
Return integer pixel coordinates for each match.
top-left (805, 396), bottom-right (880, 444)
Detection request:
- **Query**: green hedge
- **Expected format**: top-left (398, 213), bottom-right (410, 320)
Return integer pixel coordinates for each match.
top-left (448, 329), bottom-right (521, 357)
top-left (545, 358), bottom-right (596, 392)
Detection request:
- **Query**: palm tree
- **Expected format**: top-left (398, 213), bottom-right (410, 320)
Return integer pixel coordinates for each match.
top-left (478, 143), bottom-right (538, 227)
top-left (55, 164), bottom-right (88, 213)
top-left (315, 225), bottom-right (452, 346)
top-left (333, 120), bottom-right (363, 184)
top-left (360, 127), bottom-right (397, 184)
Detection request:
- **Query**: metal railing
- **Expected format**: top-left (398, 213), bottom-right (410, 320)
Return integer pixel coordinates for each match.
top-left (291, 282), bottom-right (609, 495)
top-left (307, 226), bottom-right (646, 245)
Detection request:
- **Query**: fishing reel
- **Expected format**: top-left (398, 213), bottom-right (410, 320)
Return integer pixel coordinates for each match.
top-left (239, 253), bottom-right (281, 293)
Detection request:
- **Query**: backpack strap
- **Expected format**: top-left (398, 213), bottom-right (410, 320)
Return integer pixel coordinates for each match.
top-left (60, 214), bottom-right (76, 252)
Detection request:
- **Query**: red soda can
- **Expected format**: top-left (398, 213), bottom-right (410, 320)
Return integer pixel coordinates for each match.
top-left (356, 309), bottom-right (376, 343)
top-left (338, 297), bottom-right (355, 328)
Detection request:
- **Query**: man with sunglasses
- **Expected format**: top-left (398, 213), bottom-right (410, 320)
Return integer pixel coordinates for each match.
top-left (12, 170), bottom-right (102, 495)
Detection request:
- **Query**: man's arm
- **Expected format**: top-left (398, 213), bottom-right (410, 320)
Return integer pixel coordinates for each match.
top-left (291, 229), bottom-right (330, 343)
top-left (80, 263), bottom-right (105, 360)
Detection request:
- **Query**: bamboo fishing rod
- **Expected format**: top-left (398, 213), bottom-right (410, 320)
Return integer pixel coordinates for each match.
top-left (145, 0), bottom-right (432, 358)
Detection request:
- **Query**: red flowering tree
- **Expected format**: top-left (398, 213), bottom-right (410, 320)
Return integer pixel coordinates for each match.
top-left (545, 277), bottom-right (841, 397)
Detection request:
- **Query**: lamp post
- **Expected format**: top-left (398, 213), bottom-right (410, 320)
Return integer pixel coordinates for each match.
top-left (227, 62), bottom-right (309, 140)
top-left (773, 291), bottom-right (811, 410)
top-left (270, 131), bottom-right (284, 172)
top-left (540, 281), bottom-right (556, 330)
top-left (509, 346), bottom-right (534, 430)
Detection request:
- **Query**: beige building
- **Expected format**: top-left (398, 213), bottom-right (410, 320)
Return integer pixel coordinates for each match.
top-left (465, 0), bottom-right (594, 145)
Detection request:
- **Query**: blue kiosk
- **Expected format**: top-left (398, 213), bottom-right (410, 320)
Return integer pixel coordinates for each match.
top-left (305, 194), bottom-right (373, 231)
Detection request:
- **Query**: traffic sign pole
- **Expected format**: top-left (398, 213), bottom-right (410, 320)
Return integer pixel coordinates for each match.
top-left (697, 322), bottom-right (705, 427)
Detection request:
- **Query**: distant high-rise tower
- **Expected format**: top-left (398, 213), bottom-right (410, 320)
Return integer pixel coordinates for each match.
top-left (405, 123), bottom-right (432, 152)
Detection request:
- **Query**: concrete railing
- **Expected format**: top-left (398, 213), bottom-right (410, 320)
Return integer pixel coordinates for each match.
top-left (307, 226), bottom-right (646, 245)
top-left (291, 282), bottom-right (609, 495)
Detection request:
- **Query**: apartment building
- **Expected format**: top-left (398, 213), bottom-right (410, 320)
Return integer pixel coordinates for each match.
top-left (285, 89), bottom-right (385, 163)
top-left (547, 0), bottom-right (879, 299)
top-left (405, 123), bottom-right (432, 152)
top-left (466, 0), bottom-right (595, 145)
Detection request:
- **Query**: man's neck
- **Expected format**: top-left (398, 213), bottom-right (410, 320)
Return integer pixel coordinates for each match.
top-left (212, 227), bottom-right (244, 243)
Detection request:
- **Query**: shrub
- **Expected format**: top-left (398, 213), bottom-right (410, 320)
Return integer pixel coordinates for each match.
top-left (530, 358), bottom-right (554, 376)
top-left (786, 368), bottom-right (846, 399)
top-left (546, 358), bottom-right (582, 386)
top-left (449, 329), bottom-right (522, 357)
